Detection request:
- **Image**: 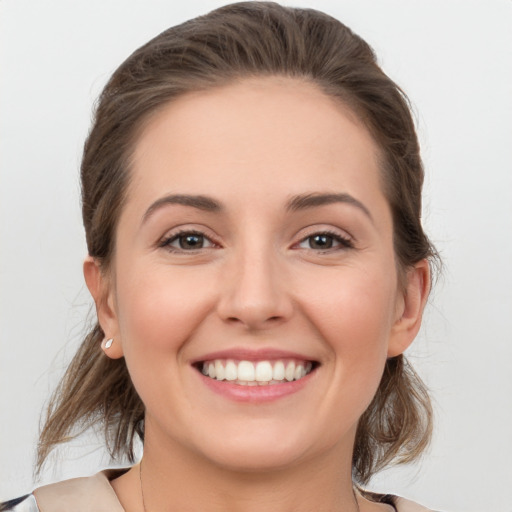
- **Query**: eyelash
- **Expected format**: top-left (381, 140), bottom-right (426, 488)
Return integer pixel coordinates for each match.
top-left (296, 230), bottom-right (354, 252)
top-left (158, 229), bottom-right (354, 254)
top-left (158, 229), bottom-right (217, 253)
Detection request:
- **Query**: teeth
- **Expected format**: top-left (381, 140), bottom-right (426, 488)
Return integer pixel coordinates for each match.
top-left (255, 361), bottom-right (273, 382)
top-left (200, 359), bottom-right (314, 385)
top-left (285, 362), bottom-right (295, 381)
top-left (225, 360), bottom-right (237, 381)
top-left (238, 361), bottom-right (255, 381)
top-left (273, 361), bottom-right (285, 380)
top-left (215, 360), bottom-right (225, 381)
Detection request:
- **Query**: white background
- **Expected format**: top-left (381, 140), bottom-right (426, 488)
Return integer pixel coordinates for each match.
top-left (1, 1), bottom-right (511, 510)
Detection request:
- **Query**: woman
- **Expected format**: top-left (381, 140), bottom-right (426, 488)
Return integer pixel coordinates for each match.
top-left (2, 2), bottom-right (440, 511)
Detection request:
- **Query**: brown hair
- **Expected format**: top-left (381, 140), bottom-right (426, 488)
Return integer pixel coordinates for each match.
top-left (38, 1), bottom-right (438, 485)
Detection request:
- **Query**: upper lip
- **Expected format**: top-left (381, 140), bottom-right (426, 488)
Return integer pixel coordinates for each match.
top-left (190, 347), bottom-right (318, 364)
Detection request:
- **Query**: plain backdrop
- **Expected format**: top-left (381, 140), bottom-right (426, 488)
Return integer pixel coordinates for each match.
top-left (1, 1), bottom-right (511, 510)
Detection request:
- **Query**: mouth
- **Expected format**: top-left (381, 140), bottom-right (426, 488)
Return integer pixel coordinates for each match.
top-left (194, 358), bottom-right (318, 386)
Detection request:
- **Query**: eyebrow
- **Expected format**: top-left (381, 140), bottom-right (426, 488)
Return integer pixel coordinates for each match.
top-left (142, 194), bottom-right (222, 223)
top-left (286, 192), bottom-right (373, 221)
top-left (142, 191), bottom-right (373, 224)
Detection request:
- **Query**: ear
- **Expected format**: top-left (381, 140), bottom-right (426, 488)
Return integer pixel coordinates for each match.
top-left (83, 256), bottom-right (124, 359)
top-left (387, 259), bottom-right (430, 358)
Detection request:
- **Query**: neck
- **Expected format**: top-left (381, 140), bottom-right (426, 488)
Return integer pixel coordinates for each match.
top-left (131, 423), bottom-right (359, 512)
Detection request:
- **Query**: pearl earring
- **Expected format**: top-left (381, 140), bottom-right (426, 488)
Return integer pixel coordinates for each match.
top-left (104, 338), bottom-right (114, 349)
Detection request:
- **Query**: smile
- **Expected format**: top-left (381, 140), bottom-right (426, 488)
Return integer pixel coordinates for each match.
top-left (199, 359), bottom-right (315, 386)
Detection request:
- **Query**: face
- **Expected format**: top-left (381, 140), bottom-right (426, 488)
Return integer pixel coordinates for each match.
top-left (88, 77), bottom-right (427, 473)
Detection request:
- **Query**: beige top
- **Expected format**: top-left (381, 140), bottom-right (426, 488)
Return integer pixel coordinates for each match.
top-left (28, 470), bottom-right (437, 512)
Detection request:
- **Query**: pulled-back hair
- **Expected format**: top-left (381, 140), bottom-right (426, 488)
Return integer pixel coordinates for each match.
top-left (38, 1), bottom-right (438, 485)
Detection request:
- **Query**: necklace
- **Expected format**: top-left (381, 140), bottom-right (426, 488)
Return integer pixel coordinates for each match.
top-left (139, 458), bottom-right (360, 512)
top-left (139, 460), bottom-right (147, 512)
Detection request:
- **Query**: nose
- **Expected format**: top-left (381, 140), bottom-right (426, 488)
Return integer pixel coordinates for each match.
top-left (216, 247), bottom-right (294, 331)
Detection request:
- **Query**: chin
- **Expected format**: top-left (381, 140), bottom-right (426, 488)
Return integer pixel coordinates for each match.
top-left (188, 421), bottom-right (327, 474)
top-left (203, 443), bottom-right (308, 474)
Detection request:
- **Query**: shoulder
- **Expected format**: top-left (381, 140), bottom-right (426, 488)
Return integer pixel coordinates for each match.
top-left (393, 495), bottom-right (440, 512)
top-left (361, 490), bottom-right (441, 512)
top-left (3, 474), bottom-right (442, 512)
top-left (2, 469), bottom-right (127, 512)
top-left (0, 495), bottom-right (39, 512)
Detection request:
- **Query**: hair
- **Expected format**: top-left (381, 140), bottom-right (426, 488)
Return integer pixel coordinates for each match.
top-left (37, 1), bottom-right (439, 485)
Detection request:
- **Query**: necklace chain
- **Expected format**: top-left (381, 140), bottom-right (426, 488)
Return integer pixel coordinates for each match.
top-left (139, 458), bottom-right (360, 512)
top-left (140, 459), bottom-right (147, 512)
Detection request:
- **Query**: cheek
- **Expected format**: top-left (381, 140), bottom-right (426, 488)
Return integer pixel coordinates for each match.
top-left (114, 264), bottom-right (217, 356)
top-left (299, 265), bottom-right (397, 384)
top-left (112, 265), bottom-right (219, 418)
top-left (304, 267), bottom-right (396, 341)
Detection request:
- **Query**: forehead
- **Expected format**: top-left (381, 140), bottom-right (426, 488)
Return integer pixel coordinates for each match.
top-left (127, 77), bottom-right (385, 213)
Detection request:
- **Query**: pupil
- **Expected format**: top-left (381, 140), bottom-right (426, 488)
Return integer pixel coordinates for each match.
top-left (311, 235), bottom-right (332, 249)
top-left (180, 234), bottom-right (203, 249)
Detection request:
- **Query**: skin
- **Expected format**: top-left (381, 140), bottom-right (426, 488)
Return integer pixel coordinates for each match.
top-left (85, 77), bottom-right (430, 512)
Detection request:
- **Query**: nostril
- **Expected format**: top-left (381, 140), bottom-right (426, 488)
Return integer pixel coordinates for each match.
top-left (224, 314), bottom-right (283, 324)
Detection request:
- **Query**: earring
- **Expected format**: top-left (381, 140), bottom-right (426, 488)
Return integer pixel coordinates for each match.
top-left (104, 338), bottom-right (114, 349)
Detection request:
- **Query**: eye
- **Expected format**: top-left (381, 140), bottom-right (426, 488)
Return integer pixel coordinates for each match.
top-left (160, 231), bottom-right (216, 251)
top-left (298, 232), bottom-right (353, 251)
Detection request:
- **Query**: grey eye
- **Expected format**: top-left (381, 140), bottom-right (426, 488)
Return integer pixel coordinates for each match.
top-left (307, 234), bottom-right (334, 249)
top-left (177, 234), bottom-right (205, 249)
top-left (165, 232), bottom-right (215, 251)
top-left (298, 232), bottom-right (353, 251)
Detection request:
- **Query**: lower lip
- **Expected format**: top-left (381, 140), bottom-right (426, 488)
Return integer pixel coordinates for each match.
top-left (196, 370), bottom-right (314, 403)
